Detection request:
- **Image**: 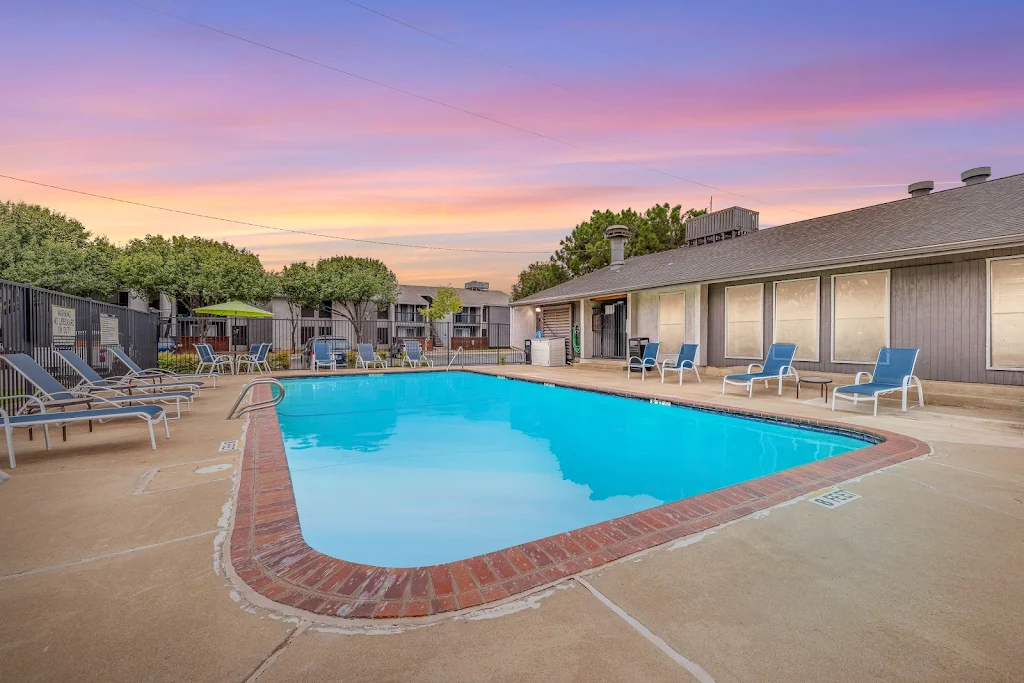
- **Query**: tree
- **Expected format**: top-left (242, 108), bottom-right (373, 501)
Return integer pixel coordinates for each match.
top-left (510, 261), bottom-right (571, 301)
top-left (288, 256), bottom-right (399, 343)
top-left (277, 262), bottom-right (320, 349)
top-left (552, 204), bottom-right (707, 278)
top-left (117, 235), bottom-right (276, 314)
top-left (418, 285), bottom-right (462, 344)
top-left (0, 201), bottom-right (121, 299)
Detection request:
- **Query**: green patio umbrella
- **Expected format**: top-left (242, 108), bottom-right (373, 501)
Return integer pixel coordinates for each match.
top-left (193, 301), bottom-right (273, 318)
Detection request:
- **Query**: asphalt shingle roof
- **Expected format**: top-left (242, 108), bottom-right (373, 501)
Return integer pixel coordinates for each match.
top-left (515, 173), bottom-right (1024, 306)
top-left (398, 284), bottom-right (510, 307)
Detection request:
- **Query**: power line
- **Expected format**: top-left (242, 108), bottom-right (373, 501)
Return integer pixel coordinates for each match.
top-left (341, 0), bottom-right (607, 107)
top-left (0, 173), bottom-right (554, 254)
top-left (119, 0), bottom-right (811, 217)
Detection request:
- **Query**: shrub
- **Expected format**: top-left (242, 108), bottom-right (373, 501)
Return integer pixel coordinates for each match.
top-left (158, 352), bottom-right (199, 374)
top-left (268, 350), bottom-right (291, 371)
top-left (345, 350), bottom-right (358, 369)
top-left (498, 354), bottom-right (506, 365)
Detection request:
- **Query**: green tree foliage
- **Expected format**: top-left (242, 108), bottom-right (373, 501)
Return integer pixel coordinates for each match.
top-left (283, 256), bottom-right (399, 341)
top-left (553, 204), bottom-right (707, 279)
top-left (117, 235), bottom-right (276, 314)
top-left (418, 285), bottom-right (463, 321)
top-left (510, 261), bottom-right (571, 301)
top-left (0, 201), bottom-right (121, 298)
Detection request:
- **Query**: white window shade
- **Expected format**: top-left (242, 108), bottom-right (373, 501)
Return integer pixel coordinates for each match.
top-left (658, 293), bottom-right (685, 352)
top-left (990, 257), bottom-right (1024, 369)
top-left (725, 284), bottom-right (763, 359)
top-left (774, 278), bottom-right (819, 362)
top-left (833, 271), bottom-right (889, 363)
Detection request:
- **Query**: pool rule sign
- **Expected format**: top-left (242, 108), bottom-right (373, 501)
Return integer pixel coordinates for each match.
top-left (99, 313), bottom-right (119, 345)
top-left (51, 305), bottom-right (77, 348)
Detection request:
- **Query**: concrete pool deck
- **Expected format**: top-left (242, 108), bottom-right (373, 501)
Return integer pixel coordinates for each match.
top-left (2, 366), bottom-right (1023, 681)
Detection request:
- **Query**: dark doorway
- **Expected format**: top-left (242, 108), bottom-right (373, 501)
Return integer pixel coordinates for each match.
top-left (592, 298), bottom-right (626, 358)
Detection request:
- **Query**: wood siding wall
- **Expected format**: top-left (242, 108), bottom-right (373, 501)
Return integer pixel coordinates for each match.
top-left (706, 248), bottom-right (1024, 385)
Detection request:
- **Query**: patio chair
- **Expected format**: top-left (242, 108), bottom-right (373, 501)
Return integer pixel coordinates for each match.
top-left (401, 340), bottom-right (432, 367)
top-left (112, 347), bottom-right (217, 388)
top-left (357, 343), bottom-right (387, 369)
top-left (2, 395), bottom-right (169, 468)
top-left (2, 353), bottom-right (194, 420)
top-left (660, 344), bottom-right (701, 385)
top-left (627, 342), bottom-right (661, 381)
top-left (833, 347), bottom-right (924, 416)
top-left (236, 343), bottom-right (271, 374)
top-left (194, 343), bottom-right (232, 378)
top-left (57, 349), bottom-right (203, 395)
top-left (311, 342), bottom-right (336, 371)
top-left (722, 343), bottom-right (799, 398)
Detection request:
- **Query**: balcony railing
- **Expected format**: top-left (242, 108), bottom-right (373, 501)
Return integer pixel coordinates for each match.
top-left (395, 312), bottom-right (425, 322)
top-left (453, 314), bottom-right (482, 324)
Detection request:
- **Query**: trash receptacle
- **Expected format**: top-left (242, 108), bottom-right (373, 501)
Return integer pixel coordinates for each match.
top-left (628, 337), bottom-right (650, 360)
top-left (524, 339), bottom-right (532, 363)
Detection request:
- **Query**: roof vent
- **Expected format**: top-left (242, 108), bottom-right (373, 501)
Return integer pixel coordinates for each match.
top-left (961, 166), bottom-right (991, 186)
top-left (908, 180), bottom-right (934, 198)
top-left (464, 281), bottom-right (489, 291)
top-left (605, 225), bottom-right (629, 270)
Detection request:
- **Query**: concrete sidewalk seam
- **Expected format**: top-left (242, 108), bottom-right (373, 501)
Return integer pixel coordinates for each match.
top-left (576, 577), bottom-right (717, 683)
top-left (0, 529), bottom-right (219, 582)
top-left (243, 620), bottom-right (311, 683)
top-left (882, 471), bottom-right (1024, 522)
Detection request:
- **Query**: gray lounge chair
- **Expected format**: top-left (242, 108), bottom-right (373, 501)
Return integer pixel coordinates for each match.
top-left (627, 342), bottom-right (661, 381)
top-left (722, 343), bottom-right (799, 398)
top-left (401, 340), bottom-right (432, 367)
top-left (2, 353), bottom-right (193, 420)
top-left (312, 342), bottom-right (336, 371)
top-left (660, 344), bottom-right (701, 384)
top-left (357, 343), bottom-right (387, 369)
top-left (833, 347), bottom-right (924, 416)
top-left (112, 347), bottom-right (216, 388)
top-left (57, 349), bottom-right (202, 397)
top-left (2, 395), bottom-right (168, 468)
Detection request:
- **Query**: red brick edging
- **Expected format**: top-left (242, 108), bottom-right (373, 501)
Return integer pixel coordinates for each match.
top-left (228, 375), bottom-right (929, 619)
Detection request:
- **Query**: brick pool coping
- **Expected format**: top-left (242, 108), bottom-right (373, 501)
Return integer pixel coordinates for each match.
top-left (228, 372), bottom-right (930, 620)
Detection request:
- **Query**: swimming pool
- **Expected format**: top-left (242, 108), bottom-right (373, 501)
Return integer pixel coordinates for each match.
top-left (275, 372), bottom-right (870, 568)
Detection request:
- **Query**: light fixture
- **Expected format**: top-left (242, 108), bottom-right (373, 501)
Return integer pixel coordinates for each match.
top-left (535, 307), bottom-right (541, 313)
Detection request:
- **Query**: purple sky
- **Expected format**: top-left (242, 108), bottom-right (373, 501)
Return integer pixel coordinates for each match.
top-left (2, 0), bottom-right (1022, 291)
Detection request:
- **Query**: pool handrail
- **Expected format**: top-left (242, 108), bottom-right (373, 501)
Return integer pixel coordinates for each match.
top-left (226, 378), bottom-right (286, 420)
top-left (446, 346), bottom-right (464, 371)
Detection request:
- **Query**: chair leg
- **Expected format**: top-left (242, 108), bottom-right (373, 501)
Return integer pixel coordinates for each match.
top-left (4, 426), bottom-right (15, 468)
top-left (43, 425), bottom-right (51, 450)
top-left (148, 420), bottom-right (157, 450)
top-left (693, 367), bottom-right (701, 383)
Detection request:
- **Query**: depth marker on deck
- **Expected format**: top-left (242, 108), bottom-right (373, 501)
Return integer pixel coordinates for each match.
top-left (809, 489), bottom-right (861, 509)
top-left (219, 440), bottom-right (239, 452)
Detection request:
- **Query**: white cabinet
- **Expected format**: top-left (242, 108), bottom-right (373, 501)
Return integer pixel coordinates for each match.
top-left (531, 337), bottom-right (566, 367)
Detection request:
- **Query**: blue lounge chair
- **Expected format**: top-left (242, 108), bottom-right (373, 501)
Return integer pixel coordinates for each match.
top-left (57, 349), bottom-right (202, 397)
top-left (237, 343), bottom-right (271, 374)
top-left (627, 342), bottom-right (661, 381)
top-left (2, 395), bottom-right (169, 468)
top-left (722, 343), bottom-right (799, 398)
top-left (3, 353), bottom-right (194, 420)
top-left (312, 342), bottom-right (336, 371)
top-left (357, 343), bottom-right (387, 369)
top-left (660, 344), bottom-right (701, 385)
top-left (832, 347), bottom-right (924, 416)
top-left (195, 343), bottom-right (232, 377)
top-left (401, 340), bottom-right (432, 367)
top-left (112, 347), bottom-right (217, 388)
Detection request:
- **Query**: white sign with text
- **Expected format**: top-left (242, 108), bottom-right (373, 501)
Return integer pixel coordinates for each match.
top-left (52, 305), bottom-right (77, 347)
top-left (99, 313), bottom-right (120, 345)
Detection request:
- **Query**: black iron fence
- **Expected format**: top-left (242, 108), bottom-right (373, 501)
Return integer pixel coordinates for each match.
top-left (0, 279), bottom-right (160, 411)
top-left (161, 317), bottom-right (525, 369)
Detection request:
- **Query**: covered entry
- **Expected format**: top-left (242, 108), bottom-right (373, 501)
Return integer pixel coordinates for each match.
top-left (592, 296), bottom-right (627, 358)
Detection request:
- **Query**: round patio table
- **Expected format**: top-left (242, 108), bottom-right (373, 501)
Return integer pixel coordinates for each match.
top-left (797, 376), bottom-right (833, 402)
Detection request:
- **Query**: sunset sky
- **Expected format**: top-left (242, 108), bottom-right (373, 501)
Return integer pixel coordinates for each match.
top-left (3, 0), bottom-right (1023, 292)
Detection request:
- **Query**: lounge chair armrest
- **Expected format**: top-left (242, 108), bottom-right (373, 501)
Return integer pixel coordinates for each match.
top-left (628, 355), bottom-right (643, 364)
top-left (747, 363), bottom-right (763, 373)
top-left (5, 395), bottom-right (48, 417)
top-left (854, 371), bottom-right (872, 385)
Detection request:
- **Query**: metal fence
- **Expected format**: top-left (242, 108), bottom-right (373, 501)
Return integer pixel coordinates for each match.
top-left (0, 279), bottom-right (159, 411)
top-left (161, 317), bottom-right (525, 369)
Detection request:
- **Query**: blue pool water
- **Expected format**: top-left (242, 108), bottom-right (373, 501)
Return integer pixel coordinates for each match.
top-left (275, 372), bottom-right (869, 567)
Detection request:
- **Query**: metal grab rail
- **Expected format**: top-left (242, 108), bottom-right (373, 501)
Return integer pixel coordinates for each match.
top-left (446, 346), bottom-right (464, 371)
top-left (226, 378), bottom-right (285, 420)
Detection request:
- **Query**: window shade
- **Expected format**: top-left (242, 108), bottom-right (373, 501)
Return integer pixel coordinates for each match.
top-left (774, 278), bottom-right (819, 361)
top-left (725, 284), bottom-right (763, 359)
top-left (990, 257), bottom-right (1024, 369)
top-left (833, 271), bottom-right (888, 362)
top-left (659, 293), bottom-right (685, 352)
